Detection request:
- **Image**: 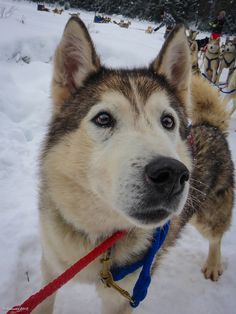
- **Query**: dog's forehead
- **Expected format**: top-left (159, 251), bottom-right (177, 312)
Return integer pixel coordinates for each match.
top-left (96, 70), bottom-right (164, 100)
top-left (95, 71), bottom-right (170, 111)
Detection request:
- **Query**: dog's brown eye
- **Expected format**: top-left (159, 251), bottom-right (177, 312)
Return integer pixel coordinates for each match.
top-left (161, 114), bottom-right (175, 130)
top-left (92, 112), bottom-right (114, 128)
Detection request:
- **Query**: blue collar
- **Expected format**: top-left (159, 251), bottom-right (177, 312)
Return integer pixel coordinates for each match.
top-left (111, 221), bottom-right (170, 308)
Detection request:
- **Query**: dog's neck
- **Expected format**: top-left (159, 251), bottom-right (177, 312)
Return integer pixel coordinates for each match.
top-left (223, 51), bottom-right (235, 61)
top-left (51, 192), bottom-right (156, 264)
top-left (206, 50), bottom-right (219, 57)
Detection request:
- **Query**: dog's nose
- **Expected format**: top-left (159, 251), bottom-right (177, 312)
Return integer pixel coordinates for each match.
top-left (145, 157), bottom-right (189, 197)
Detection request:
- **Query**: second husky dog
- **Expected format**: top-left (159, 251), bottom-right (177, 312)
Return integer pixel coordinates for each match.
top-left (218, 38), bottom-right (236, 83)
top-left (36, 18), bottom-right (234, 314)
top-left (204, 37), bottom-right (220, 83)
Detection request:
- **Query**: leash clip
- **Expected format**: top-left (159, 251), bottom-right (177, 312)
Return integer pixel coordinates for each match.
top-left (100, 253), bottom-right (134, 304)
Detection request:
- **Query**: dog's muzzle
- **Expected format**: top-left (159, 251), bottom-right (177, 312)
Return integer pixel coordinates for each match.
top-left (129, 157), bottom-right (189, 225)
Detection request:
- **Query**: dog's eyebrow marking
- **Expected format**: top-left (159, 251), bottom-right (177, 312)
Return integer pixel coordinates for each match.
top-left (134, 75), bottom-right (164, 105)
top-left (128, 78), bottom-right (141, 115)
top-left (105, 74), bottom-right (139, 115)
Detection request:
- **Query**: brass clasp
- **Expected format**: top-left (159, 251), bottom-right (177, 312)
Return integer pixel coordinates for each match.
top-left (100, 253), bottom-right (134, 304)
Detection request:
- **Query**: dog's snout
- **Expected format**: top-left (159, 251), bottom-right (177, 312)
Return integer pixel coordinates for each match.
top-left (145, 157), bottom-right (189, 197)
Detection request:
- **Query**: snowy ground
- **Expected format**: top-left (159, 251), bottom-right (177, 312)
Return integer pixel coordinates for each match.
top-left (0, 1), bottom-right (235, 313)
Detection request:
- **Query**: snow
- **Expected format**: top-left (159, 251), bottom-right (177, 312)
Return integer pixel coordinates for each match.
top-left (0, 1), bottom-right (235, 313)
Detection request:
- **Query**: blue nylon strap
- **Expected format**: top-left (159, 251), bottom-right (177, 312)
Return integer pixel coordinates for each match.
top-left (111, 221), bottom-right (170, 308)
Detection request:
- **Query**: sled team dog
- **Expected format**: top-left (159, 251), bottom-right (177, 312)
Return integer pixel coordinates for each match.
top-left (218, 37), bottom-right (236, 83)
top-left (204, 37), bottom-right (220, 83)
top-left (36, 17), bottom-right (234, 314)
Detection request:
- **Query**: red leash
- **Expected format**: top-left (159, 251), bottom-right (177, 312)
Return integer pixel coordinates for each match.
top-left (7, 230), bottom-right (127, 314)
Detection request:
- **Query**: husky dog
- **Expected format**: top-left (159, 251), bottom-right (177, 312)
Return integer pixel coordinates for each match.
top-left (36, 18), bottom-right (234, 314)
top-left (218, 38), bottom-right (236, 83)
top-left (189, 39), bottom-right (200, 75)
top-left (187, 30), bottom-right (209, 69)
top-left (145, 26), bottom-right (154, 34)
top-left (187, 29), bottom-right (209, 52)
top-left (114, 20), bottom-right (131, 28)
top-left (204, 37), bottom-right (220, 83)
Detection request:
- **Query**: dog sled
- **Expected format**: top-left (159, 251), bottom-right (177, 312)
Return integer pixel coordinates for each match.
top-left (94, 15), bottom-right (111, 23)
top-left (37, 4), bottom-right (50, 12)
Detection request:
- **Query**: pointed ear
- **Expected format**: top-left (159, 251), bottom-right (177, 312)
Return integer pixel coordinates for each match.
top-left (150, 24), bottom-right (191, 107)
top-left (52, 17), bottom-right (101, 112)
top-left (193, 31), bottom-right (198, 40)
top-left (191, 41), bottom-right (198, 52)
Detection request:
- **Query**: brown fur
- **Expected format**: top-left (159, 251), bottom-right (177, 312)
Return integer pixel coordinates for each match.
top-left (188, 75), bottom-right (234, 280)
top-left (191, 75), bottom-right (230, 133)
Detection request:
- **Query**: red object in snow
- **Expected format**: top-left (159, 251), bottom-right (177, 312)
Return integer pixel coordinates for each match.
top-left (211, 32), bottom-right (221, 39)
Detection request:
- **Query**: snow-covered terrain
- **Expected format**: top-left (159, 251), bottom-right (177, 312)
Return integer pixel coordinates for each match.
top-left (0, 1), bottom-right (235, 313)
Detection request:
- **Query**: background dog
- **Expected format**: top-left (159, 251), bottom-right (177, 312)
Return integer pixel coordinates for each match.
top-left (145, 26), bottom-right (154, 33)
top-left (204, 37), bottom-right (220, 83)
top-left (218, 38), bottom-right (236, 83)
top-left (189, 40), bottom-right (201, 75)
top-left (36, 19), bottom-right (234, 314)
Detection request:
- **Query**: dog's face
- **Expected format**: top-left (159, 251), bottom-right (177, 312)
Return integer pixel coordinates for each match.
top-left (207, 38), bottom-right (220, 54)
top-left (46, 18), bottom-right (192, 229)
top-left (224, 41), bottom-right (236, 54)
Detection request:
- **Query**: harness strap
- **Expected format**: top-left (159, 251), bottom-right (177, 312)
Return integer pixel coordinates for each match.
top-left (219, 87), bottom-right (236, 94)
top-left (229, 67), bottom-right (236, 77)
top-left (111, 221), bottom-right (170, 308)
top-left (205, 55), bottom-right (219, 72)
top-left (223, 56), bottom-right (235, 68)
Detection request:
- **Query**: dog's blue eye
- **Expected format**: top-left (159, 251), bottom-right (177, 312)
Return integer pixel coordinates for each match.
top-left (161, 114), bottom-right (175, 130)
top-left (92, 112), bottom-right (115, 128)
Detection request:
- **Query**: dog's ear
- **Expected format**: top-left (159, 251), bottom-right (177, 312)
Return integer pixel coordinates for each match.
top-left (52, 17), bottom-right (101, 112)
top-left (225, 36), bottom-right (230, 44)
top-left (190, 41), bottom-right (198, 52)
top-left (193, 31), bottom-right (198, 40)
top-left (150, 24), bottom-right (191, 108)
